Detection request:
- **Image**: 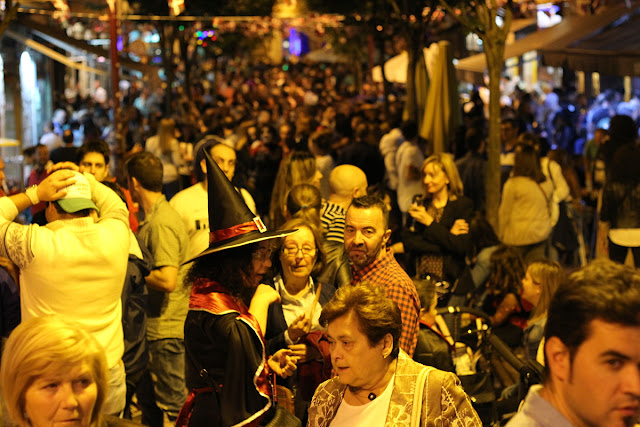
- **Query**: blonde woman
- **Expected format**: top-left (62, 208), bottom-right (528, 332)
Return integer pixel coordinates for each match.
top-left (145, 118), bottom-right (182, 199)
top-left (402, 153), bottom-right (473, 287)
top-left (0, 316), bottom-right (138, 427)
top-left (269, 150), bottom-right (322, 229)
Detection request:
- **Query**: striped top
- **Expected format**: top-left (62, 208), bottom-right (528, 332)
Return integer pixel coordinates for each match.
top-left (320, 201), bottom-right (346, 243)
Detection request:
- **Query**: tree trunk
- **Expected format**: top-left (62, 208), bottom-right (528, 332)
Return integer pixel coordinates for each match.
top-left (161, 25), bottom-right (175, 115)
top-left (403, 27), bottom-right (420, 124)
top-left (484, 42), bottom-right (506, 231)
top-left (179, 28), bottom-right (191, 103)
top-left (375, 32), bottom-right (391, 119)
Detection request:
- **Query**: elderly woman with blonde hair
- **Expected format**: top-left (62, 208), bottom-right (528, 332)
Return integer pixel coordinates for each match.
top-left (307, 283), bottom-right (481, 427)
top-left (0, 316), bottom-right (138, 427)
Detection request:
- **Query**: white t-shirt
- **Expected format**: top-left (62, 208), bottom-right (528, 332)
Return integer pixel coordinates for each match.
top-left (170, 182), bottom-right (257, 261)
top-left (330, 375), bottom-right (395, 427)
top-left (395, 141), bottom-right (424, 213)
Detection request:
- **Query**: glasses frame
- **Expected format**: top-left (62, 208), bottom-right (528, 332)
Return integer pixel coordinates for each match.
top-left (281, 245), bottom-right (317, 258)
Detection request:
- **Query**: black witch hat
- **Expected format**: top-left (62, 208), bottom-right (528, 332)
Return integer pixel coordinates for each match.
top-left (185, 149), bottom-right (296, 263)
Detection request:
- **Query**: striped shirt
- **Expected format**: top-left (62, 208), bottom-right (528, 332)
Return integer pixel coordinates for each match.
top-left (320, 201), bottom-right (346, 243)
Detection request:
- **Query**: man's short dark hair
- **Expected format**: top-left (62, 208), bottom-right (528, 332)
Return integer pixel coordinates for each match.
top-left (47, 201), bottom-right (91, 218)
top-left (126, 152), bottom-right (163, 192)
top-left (193, 137), bottom-right (225, 182)
top-left (400, 121), bottom-right (418, 141)
top-left (544, 259), bottom-right (640, 376)
top-left (62, 129), bottom-right (74, 145)
top-left (349, 195), bottom-right (389, 230)
top-left (76, 140), bottom-right (110, 166)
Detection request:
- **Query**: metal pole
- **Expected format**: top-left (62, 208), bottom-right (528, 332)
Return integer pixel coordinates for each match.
top-left (109, 0), bottom-right (123, 178)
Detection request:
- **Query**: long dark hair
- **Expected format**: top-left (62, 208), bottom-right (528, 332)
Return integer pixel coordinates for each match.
top-left (186, 242), bottom-right (260, 305)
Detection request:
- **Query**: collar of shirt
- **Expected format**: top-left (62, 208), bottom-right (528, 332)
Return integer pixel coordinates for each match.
top-left (139, 194), bottom-right (167, 227)
top-left (351, 247), bottom-right (393, 282)
top-left (46, 217), bottom-right (95, 230)
top-left (517, 385), bottom-right (575, 427)
top-left (274, 273), bottom-right (315, 307)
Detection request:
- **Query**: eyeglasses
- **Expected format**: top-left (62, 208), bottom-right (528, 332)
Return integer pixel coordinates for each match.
top-left (252, 248), bottom-right (274, 261)
top-left (282, 245), bottom-right (316, 257)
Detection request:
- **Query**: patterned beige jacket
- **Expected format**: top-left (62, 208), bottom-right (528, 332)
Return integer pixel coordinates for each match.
top-left (307, 350), bottom-right (482, 426)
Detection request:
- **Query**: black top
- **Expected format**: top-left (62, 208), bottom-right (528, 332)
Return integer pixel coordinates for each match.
top-left (184, 310), bottom-right (269, 426)
top-left (600, 181), bottom-right (640, 229)
top-left (402, 196), bottom-right (474, 285)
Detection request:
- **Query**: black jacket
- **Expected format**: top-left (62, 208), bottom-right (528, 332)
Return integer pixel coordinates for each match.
top-left (402, 196), bottom-right (474, 286)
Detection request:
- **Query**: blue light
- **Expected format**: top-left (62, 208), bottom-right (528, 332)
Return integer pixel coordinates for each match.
top-left (289, 28), bottom-right (302, 56)
top-left (116, 35), bottom-right (123, 51)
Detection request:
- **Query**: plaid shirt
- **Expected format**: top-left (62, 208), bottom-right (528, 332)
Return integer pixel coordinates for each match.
top-left (351, 248), bottom-right (421, 356)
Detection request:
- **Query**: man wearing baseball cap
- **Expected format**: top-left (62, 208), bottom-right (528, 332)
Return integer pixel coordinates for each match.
top-left (0, 163), bottom-right (130, 416)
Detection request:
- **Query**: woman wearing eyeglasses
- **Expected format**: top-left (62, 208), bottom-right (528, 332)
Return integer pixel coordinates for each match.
top-left (176, 152), bottom-right (300, 427)
top-left (265, 217), bottom-right (335, 421)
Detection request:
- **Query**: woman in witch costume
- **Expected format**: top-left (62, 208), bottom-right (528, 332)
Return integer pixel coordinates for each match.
top-left (176, 151), bottom-right (299, 426)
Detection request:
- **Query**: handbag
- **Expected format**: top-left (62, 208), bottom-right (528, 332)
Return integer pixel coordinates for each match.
top-left (265, 404), bottom-right (301, 427)
top-left (552, 201), bottom-right (579, 252)
top-left (273, 376), bottom-right (296, 415)
top-left (268, 376), bottom-right (300, 427)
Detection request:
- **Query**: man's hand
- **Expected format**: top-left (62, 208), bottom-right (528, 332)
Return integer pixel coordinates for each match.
top-left (47, 161), bottom-right (80, 174)
top-left (36, 169), bottom-right (76, 203)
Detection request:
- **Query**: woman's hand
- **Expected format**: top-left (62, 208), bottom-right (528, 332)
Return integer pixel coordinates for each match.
top-left (288, 313), bottom-right (310, 343)
top-left (408, 204), bottom-right (434, 226)
top-left (288, 343), bottom-right (321, 364)
top-left (450, 219), bottom-right (469, 236)
top-left (269, 349), bottom-right (298, 378)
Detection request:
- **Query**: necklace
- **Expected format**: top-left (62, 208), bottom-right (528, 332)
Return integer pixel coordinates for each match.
top-left (347, 359), bottom-right (397, 404)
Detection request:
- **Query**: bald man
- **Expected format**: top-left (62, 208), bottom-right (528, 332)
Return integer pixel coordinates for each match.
top-left (320, 164), bottom-right (368, 243)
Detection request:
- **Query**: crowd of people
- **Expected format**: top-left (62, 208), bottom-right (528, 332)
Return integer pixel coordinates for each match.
top-left (0, 58), bottom-right (639, 427)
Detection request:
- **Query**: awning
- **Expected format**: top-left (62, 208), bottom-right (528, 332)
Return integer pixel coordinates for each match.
top-left (13, 16), bottom-right (156, 74)
top-left (455, 3), bottom-right (640, 74)
top-left (548, 12), bottom-right (640, 75)
top-left (5, 28), bottom-right (107, 74)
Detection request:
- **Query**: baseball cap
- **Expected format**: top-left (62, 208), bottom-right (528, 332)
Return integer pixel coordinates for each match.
top-left (56, 171), bottom-right (99, 214)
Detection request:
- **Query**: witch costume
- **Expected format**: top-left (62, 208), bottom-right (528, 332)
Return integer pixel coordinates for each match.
top-left (175, 151), bottom-right (296, 427)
